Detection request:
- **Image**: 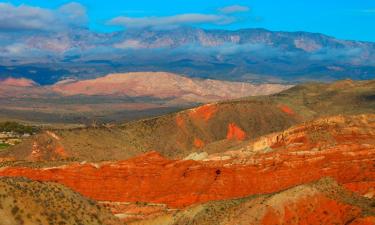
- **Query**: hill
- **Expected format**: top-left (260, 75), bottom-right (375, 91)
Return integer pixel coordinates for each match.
top-left (51, 72), bottom-right (289, 100)
top-left (130, 178), bottom-right (375, 225)
top-left (0, 114), bottom-right (373, 222)
top-left (0, 177), bottom-right (122, 225)
top-left (0, 73), bottom-right (289, 124)
top-left (1, 79), bottom-right (373, 162)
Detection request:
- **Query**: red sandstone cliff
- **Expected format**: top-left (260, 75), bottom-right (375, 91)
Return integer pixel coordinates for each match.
top-left (0, 114), bottom-right (373, 211)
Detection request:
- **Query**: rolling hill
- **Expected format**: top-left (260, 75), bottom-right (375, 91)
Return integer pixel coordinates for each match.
top-left (0, 177), bottom-right (122, 225)
top-left (0, 72), bottom-right (290, 124)
top-left (1, 79), bottom-right (373, 162)
top-left (129, 178), bottom-right (375, 225)
top-left (0, 113), bottom-right (373, 223)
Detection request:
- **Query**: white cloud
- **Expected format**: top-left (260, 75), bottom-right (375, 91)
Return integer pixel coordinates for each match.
top-left (0, 2), bottom-right (87, 32)
top-left (219, 5), bottom-right (250, 14)
top-left (58, 2), bottom-right (88, 25)
top-left (109, 13), bottom-right (235, 29)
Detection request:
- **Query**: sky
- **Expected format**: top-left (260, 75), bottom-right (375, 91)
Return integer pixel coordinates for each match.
top-left (1, 0), bottom-right (375, 42)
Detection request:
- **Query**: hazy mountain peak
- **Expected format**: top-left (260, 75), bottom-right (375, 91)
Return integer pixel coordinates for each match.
top-left (0, 77), bottom-right (38, 87)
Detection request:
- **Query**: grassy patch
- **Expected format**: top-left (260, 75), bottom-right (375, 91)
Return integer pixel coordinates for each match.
top-left (0, 143), bottom-right (10, 150)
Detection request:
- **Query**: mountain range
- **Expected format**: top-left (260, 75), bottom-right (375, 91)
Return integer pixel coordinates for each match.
top-left (1, 27), bottom-right (375, 84)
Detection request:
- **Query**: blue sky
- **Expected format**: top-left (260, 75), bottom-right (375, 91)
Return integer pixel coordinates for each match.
top-left (2, 0), bottom-right (375, 42)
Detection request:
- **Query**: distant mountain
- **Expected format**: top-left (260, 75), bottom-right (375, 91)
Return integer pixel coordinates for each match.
top-left (1, 27), bottom-right (374, 84)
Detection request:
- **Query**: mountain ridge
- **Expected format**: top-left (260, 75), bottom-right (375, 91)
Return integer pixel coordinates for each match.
top-left (1, 26), bottom-right (375, 84)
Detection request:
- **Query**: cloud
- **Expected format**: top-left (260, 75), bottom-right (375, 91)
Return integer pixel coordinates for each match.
top-left (58, 2), bottom-right (88, 26)
top-left (109, 13), bottom-right (234, 29)
top-left (219, 5), bottom-right (250, 14)
top-left (0, 2), bottom-right (87, 32)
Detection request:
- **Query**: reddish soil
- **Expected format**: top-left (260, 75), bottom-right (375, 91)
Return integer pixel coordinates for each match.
top-left (350, 217), bottom-right (375, 225)
top-left (226, 123), bottom-right (246, 141)
top-left (188, 104), bottom-right (218, 121)
top-left (193, 138), bottom-right (205, 148)
top-left (261, 194), bottom-right (363, 225)
top-left (0, 115), bottom-right (373, 219)
top-left (278, 104), bottom-right (295, 115)
top-left (175, 114), bottom-right (185, 129)
top-left (345, 182), bottom-right (375, 198)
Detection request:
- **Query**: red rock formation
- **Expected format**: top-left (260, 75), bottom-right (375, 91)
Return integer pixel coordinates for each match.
top-left (188, 104), bottom-right (218, 121)
top-left (0, 115), bottom-right (373, 210)
top-left (193, 138), bottom-right (205, 148)
top-left (345, 182), bottom-right (375, 198)
top-left (27, 131), bottom-right (68, 161)
top-left (350, 217), bottom-right (375, 225)
top-left (261, 194), bottom-right (362, 225)
top-left (226, 123), bottom-right (246, 140)
top-left (278, 104), bottom-right (295, 115)
top-left (224, 179), bottom-right (375, 225)
top-left (130, 178), bottom-right (374, 225)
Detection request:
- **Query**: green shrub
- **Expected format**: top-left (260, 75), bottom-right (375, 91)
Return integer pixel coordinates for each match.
top-left (0, 121), bottom-right (39, 134)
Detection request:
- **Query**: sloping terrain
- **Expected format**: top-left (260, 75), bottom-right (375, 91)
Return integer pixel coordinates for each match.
top-left (1, 79), bottom-right (373, 162)
top-left (0, 114), bottom-right (373, 211)
top-left (0, 177), bottom-right (121, 225)
top-left (129, 178), bottom-right (375, 225)
top-left (0, 73), bottom-right (289, 124)
top-left (51, 72), bottom-right (289, 100)
top-left (0, 114), bottom-right (374, 223)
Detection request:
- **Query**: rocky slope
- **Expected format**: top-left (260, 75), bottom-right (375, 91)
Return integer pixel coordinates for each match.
top-left (0, 177), bottom-right (122, 225)
top-left (2, 79), bottom-right (373, 162)
top-left (0, 114), bottom-right (373, 223)
top-left (129, 178), bottom-right (375, 225)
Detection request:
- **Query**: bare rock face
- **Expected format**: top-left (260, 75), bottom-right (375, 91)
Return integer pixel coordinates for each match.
top-left (0, 115), bottom-right (373, 214)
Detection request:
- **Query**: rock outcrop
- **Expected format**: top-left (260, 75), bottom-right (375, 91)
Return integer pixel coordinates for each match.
top-left (130, 178), bottom-right (375, 225)
top-left (0, 115), bottom-right (373, 211)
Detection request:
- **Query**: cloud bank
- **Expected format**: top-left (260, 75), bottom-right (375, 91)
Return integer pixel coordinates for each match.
top-left (219, 5), bottom-right (250, 14)
top-left (0, 2), bottom-right (87, 32)
top-left (109, 13), bottom-right (234, 29)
